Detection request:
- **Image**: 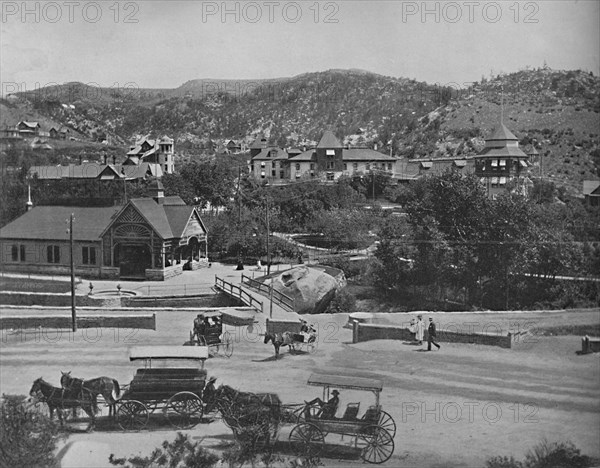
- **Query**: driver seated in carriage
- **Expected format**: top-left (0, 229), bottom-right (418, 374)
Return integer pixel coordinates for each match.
top-left (192, 314), bottom-right (206, 341)
top-left (293, 320), bottom-right (317, 343)
top-left (305, 389), bottom-right (340, 419)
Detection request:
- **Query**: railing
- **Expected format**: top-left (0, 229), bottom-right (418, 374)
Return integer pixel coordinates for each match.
top-left (131, 282), bottom-right (214, 296)
top-left (241, 274), bottom-right (295, 312)
top-left (214, 276), bottom-right (263, 313)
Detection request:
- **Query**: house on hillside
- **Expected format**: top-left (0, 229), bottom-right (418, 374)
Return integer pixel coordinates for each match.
top-left (474, 123), bottom-right (531, 199)
top-left (125, 135), bottom-right (174, 174)
top-left (249, 134), bottom-right (268, 157)
top-left (0, 181), bottom-right (208, 280)
top-left (249, 130), bottom-right (397, 183)
top-left (28, 162), bottom-right (162, 181)
top-left (583, 180), bottom-right (600, 206)
top-left (17, 121), bottom-right (40, 137)
top-left (395, 157), bottom-right (475, 182)
top-left (49, 127), bottom-right (70, 140)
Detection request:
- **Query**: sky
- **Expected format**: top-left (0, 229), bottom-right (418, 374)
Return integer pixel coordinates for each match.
top-left (1, 0), bottom-right (599, 92)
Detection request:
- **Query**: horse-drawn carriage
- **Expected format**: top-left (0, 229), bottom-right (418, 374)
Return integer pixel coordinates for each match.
top-left (186, 311), bottom-right (234, 358)
top-left (263, 318), bottom-right (317, 358)
top-left (289, 373), bottom-right (396, 464)
top-left (115, 346), bottom-right (211, 430)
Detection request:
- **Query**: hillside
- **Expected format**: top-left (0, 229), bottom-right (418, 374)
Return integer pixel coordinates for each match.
top-left (4, 67), bottom-right (599, 193)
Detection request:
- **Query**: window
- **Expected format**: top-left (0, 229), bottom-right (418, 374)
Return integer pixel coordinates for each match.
top-left (261, 162), bottom-right (265, 167)
top-left (272, 170), bottom-right (276, 177)
top-left (326, 172), bottom-right (335, 180)
top-left (82, 246), bottom-right (97, 265)
top-left (343, 163), bottom-right (347, 171)
top-left (499, 159), bottom-right (506, 167)
top-left (20, 245), bottom-right (25, 262)
top-left (388, 163), bottom-right (392, 170)
top-left (326, 149), bottom-right (335, 156)
top-left (353, 163), bottom-right (358, 170)
top-left (310, 163), bottom-right (314, 170)
top-left (366, 164), bottom-right (370, 171)
top-left (47, 245), bottom-right (60, 263)
top-left (295, 163), bottom-right (300, 170)
top-left (491, 160), bottom-right (498, 167)
top-left (491, 177), bottom-right (499, 187)
top-left (326, 162), bottom-right (334, 170)
top-left (11, 245), bottom-right (18, 261)
top-left (280, 171), bottom-right (284, 178)
top-left (499, 177), bottom-right (507, 186)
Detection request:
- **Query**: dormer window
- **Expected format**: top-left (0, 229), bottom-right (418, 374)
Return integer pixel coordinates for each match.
top-left (326, 149), bottom-right (335, 156)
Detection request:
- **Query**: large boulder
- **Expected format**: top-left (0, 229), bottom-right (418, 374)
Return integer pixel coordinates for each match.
top-left (268, 265), bottom-right (346, 314)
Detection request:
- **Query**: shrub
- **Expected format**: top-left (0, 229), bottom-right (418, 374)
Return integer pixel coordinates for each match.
top-left (325, 288), bottom-right (357, 314)
top-left (486, 440), bottom-right (595, 468)
top-left (0, 394), bottom-right (64, 468)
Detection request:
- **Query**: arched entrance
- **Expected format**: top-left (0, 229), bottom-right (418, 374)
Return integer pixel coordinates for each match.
top-left (115, 243), bottom-right (152, 279)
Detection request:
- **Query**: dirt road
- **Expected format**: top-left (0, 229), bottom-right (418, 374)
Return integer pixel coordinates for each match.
top-left (1, 309), bottom-right (599, 467)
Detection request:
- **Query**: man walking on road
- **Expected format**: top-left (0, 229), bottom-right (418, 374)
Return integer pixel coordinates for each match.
top-left (427, 317), bottom-right (441, 351)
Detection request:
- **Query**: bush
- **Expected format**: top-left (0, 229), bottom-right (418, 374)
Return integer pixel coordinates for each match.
top-left (0, 394), bottom-right (64, 468)
top-left (486, 440), bottom-right (595, 468)
top-left (108, 432), bottom-right (219, 468)
top-left (325, 288), bottom-right (357, 314)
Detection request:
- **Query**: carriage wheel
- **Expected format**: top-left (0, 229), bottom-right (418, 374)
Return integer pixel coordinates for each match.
top-left (356, 425), bottom-right (394, 464)
top-left (222, 332), bottom-right (233, 358)
top-left (117, 401), bottom-right (149, 431)
top-left (306, 340), bottom-right (317, 354)
top-left (289, 423), bottom-right (324, 457)
top-left (378, 410), bottom-right (396, 437)
top-left (165, 392), bottom-right (204, 429)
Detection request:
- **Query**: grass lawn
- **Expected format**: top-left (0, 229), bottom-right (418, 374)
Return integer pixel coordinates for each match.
top-left (0, 277), bottom-right (73, 293)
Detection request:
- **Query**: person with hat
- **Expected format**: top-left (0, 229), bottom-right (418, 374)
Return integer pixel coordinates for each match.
top-left (305, 389), bottom-right (340, 419)
top-left (427, 317), bottom-right (441, 351)
top-left (415, 315), bottom-right (425, 345)
top-left (203, 376), bottom-right (218, 409)
top-left (193, 313), bottom-right (205, 342)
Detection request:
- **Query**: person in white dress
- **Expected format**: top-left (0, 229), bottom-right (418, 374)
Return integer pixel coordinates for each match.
top-left (415, 315), bottom-right (425, 345)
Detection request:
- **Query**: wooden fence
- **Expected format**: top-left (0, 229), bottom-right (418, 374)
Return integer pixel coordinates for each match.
top-left (214, 276), bottom-right (264, 313)
top-left (241, 274), bottom-right (295, 312)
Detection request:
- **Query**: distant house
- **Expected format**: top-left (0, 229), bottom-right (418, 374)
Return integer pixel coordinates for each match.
top-left (17, 121), bottom-right (40, 136)
top-left (28, 162), bottom-right (162, 181)
top-left (0, 182), bottom-right (208, 280)
top-left (395, 157), bottom-right (474, 182)
top-left (249, 134), bottom-right (268, 157)
top-left (125, 135), bottom-right (174, 174)
top-left (583, 180), bottom-right (600, 206)
top-left (249, 130), bottom-right (397, 183)
top-left (225, 139), bottom-right (242, 154)
top-left (49, 127), bottom-right (70, 140)
top-left (474, 123), bottom-right (530, 199)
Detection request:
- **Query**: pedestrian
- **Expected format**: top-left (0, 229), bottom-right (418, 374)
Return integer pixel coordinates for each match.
top-left (427, 317), bottom-right (441, 351)
top-left (415, 315), bottom-right (425, 345)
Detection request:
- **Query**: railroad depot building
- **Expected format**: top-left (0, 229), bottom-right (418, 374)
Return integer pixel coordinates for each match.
top-left (0, 182), bottom-right (208, 281)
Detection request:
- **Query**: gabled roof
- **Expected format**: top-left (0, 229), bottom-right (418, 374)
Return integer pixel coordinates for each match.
top-left (583, 180), bottom-right (600, 196)
top-left (317, 131), bottom-right (342, 149)
top-left (127, 198), bottom-right (174, 239)
top-left (487, 124), bottom-right (519, 141)
top-left (19, 121), bottom-right (40, 129)
top-left (250, 135), bottom-right (268, 149)
top-left (288, 150), bottom-right (317, 162)
top-left (251, 147), bottom-right (288, 160)
top-left (342, 148), bottom-right (395, 161)
top-left (0, 205), bottom-right (121, 241)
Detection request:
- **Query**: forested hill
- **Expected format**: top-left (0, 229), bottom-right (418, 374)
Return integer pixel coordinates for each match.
top-left (3, 67), bottom-right (599, 190)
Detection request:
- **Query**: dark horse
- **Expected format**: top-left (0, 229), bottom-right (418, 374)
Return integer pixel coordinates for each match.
top-left (29, 378), bottom-right (97, 431)
top-left (263, 332), bottom-right (296, 358)
top-left (60, 371), bottom-right (120, 417)
top-left (214, 384), bottom-right (282, 444)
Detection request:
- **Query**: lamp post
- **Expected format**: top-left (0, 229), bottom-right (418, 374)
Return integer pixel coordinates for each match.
top-left (67, 213), bottom-right (76, 332)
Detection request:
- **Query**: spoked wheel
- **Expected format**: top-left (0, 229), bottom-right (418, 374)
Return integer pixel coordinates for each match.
top-left (289, 422), bottom-right (324, 457)
top-left (306, 340), bottom-right (317, 354)
top-left (356, 425), bottom-right (394, 464)
top-left (378, 410), bottom-right (396, 437)
top-left (117, 400), bottom-right (149, 431)
top-left (165, 392), bottom-right (204, 429)
top-left (222, 332), bottom-right (233, 358)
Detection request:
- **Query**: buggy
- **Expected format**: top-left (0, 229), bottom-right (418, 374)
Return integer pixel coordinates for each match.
top-left (187, 311), bottom-right (234, 357)
top-left (116, 346), bottom-right (210, 430)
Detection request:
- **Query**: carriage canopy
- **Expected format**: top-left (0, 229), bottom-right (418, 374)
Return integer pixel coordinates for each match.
top-left (307, 374), bottom-right (383, 392)
top-left (129, 346), bottom-right (209, 361)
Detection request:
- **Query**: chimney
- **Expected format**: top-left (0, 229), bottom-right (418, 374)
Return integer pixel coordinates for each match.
top-left (26, 185), bottom-right (33, 211)
top-left (79, 155), bottom-right (82, 165)
top-left (103, 153), bottom-right (107, 165)
top-left (148, 180), bottom-right (165, 204)
top-left (112, 155), bottom-right (116, 165)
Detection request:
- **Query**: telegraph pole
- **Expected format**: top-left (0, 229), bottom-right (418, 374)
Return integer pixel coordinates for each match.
top-left (236, 165), bottom-right (244, 270)
top-left (68, 214), bottom-right (77, 332)
top-left (265, 198), bottom-right (271, 276)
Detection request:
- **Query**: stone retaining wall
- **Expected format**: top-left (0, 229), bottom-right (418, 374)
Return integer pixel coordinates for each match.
top-left (353, 322), bottom-right (518, 348)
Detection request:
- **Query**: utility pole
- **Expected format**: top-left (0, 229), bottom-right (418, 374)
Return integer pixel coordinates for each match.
top-left (68, 214), bottom-right (77, 332)
top-left (236, 165), bottom-right (244, 270)
top-left (265, 198), bottom-right (271, 276)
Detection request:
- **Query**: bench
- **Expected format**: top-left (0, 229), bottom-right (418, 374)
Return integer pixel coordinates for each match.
top-left (342, 402), bottom-right (360, 420)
